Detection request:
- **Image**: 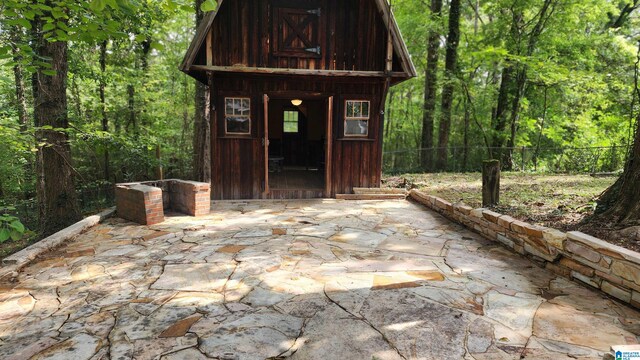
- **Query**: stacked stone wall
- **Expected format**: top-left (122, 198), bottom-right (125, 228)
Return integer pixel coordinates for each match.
top-left (410, 189), bottom-right (640, 308)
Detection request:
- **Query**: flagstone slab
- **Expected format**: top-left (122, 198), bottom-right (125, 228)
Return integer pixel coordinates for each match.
top-left (151, 263), bottom-right (234, 292)
top-left (199, 310), bottom-right (304, 360)
top-left (31, 333), bottom-right (101, 360)
top-left (361, 290), bottom-right (471, 359)
top-left (242, 286), bottom-right (293, 307)
top-left (0, 290), bottom-right (35, 320)
top-left (484, 291), bottom-right (542, 337)
top-left (533, 302), bottom-right (638, 351)
top-left (377, 235), bottom-right (447, 256)
top-left (289, 304), bottom-right (403, 360)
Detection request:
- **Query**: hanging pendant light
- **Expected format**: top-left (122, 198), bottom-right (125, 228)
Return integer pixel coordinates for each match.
top-left (291, 99), bottom-right (303, 106)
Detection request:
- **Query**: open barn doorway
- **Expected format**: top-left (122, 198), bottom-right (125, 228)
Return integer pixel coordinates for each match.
top-left (266, 97), bottom-right (327, 194)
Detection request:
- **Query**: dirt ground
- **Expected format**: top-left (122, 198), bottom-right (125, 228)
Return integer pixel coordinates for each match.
top-left (383, 172), bottom-right (640, 252)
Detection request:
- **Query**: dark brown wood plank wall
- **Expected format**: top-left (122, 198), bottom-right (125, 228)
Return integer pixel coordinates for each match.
top-left (210, 74), bottom-right (385, 199)
top-left (205, 0), bottom-right (387, 72)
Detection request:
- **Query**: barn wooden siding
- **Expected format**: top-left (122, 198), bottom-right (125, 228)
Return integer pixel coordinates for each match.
top-left (209, 73), bottom-right (386, 200)
top-left (194, 0), bottom-right (403, 73)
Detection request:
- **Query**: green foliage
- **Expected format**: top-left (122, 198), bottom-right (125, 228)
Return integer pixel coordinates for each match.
top-left (200, 0), bottom-right (218, 12)
top-left (0, 210), bottom-right (26, 243)
top-left (0, 0), bottom-right (197, 233)
top-left (384, 0), bottom-right (638, 173)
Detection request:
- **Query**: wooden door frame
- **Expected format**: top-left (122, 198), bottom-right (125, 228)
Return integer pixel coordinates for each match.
top-left (325, 96), bottom-right (333, 197)
top-left (263, 94), bottom-right (270, 198)
top-left (262, 92), bottom-right (333, 198)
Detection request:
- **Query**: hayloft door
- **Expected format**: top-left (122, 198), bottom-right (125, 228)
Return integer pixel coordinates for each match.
top-left (263, 94), bottom-right (270, 198)
top-left (325, 96), bottom-right (333, 197)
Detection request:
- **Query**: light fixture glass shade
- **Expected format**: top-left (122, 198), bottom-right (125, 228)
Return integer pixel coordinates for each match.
top-left (291, 99), bottom-right (303, 106)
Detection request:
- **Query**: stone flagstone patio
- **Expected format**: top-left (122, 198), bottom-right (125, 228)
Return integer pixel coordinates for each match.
top-left (1, 199), bottom-right (640, 359)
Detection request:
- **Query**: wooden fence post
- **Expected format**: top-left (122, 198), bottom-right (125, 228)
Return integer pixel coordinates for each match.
top-left (482, 159), bottom-right (500, 206)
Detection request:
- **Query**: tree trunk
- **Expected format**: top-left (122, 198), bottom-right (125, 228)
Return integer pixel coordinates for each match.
top-left (492, 11), bottom-right (521, 166)
top-left (33, 12), bottom-right (81, 236)
top-left (595, 42), bottom-right (640, 224)
top-left (70, 74), bottom-right (83, 121)
top-left (10, 27), bottom-right (29, 133)
top-left (193, 0), bottom-right (212, 183)
top-left (127, 84), bottom-right (137, 136)
top-left (492, 63), bottom-right (514, 153)
top-left (504, 67), bottom-right (527, 170)
top-left (463, 91), bottom-right (470, 172)
top-left (420, 0), bottom-right (443, 172)
top-left (99, 41), bottom-right (110, 181)
top-left (595, 118), bottom-right (640, 223)
top-left (533, 86), bottom-right (549, 171)
top-left (139, 36), bottom-right (152, 130)
top-left (435, 0), bottom-right (461, 171)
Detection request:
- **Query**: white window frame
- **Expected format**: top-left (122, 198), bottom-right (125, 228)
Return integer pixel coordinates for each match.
top-left (224, 97), bottom-right (252, 136)
top-left (283, 110), bottom-right (300, 134)
top-left (344, 100), bottom-right (370, 137)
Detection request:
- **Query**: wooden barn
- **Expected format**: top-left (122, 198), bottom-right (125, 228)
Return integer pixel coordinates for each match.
top-left (181, 0), bottom-right (416, 200)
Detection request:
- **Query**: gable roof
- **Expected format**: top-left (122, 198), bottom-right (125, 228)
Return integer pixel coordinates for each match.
top-left (180, 0), bottom-right (417, 80)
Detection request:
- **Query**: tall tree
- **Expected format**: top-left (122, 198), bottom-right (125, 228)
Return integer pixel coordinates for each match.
top-left (504, 0), bottom-right (557, 169)
top-left (490, 0), bottom-right (557, 169)
top-left (32, 6), bottom-right (81, 236)
top-left (10, 27), bottom-right (29, 133)
top-left (420, 0), bottom-right (443, 171)
top-left (193, 0), bottom-right (212, 183)
top-left (435, 0), bottom-right (461, 171)
top-left (99, 40), bottom-right (110, 181)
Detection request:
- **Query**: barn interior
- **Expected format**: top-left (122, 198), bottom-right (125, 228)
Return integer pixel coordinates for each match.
top-left (267, 98), bottom-right (326, 190)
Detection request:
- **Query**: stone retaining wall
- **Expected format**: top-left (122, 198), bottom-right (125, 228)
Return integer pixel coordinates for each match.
top-left (116, 180), bottom-right (210, 225)
top-left (410, 189), bottom-right (640, 309)
top-left (1, 208), bottom-right (115, 279)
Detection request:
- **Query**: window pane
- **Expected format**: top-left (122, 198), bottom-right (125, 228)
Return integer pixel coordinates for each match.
top-left (226, 117), bottom-right (250, 134)
top-left (345, 120), bottom-right (368, 136)
top-left (284, 122), bottom-right (298, 133)
top-left (354, 102), bottom-right (362, 117)
top-left (346, 101), bottom-right (354, 118)
top-left (284, 111), bottom-right (299, 133)
top-left (225, 99), bottom-right (234, 115)
top-left (362, 101), bottom-right (370, 117)
top-left (241, 99), bottom-right (251, 116)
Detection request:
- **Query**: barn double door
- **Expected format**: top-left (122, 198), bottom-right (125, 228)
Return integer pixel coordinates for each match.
top-left (262, 94), bottom-right (333, 198)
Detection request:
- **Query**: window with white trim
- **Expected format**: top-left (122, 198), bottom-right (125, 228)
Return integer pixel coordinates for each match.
top-left (283, 110), bottom-right (299, 133)
top-left (224, 97), bottom-right (251, 135)
top-left (344, 100), bottom-right (370, 137)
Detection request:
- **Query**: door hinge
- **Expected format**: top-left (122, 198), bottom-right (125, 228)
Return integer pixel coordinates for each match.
top-left (307, 8), bottom-right (321, 16)
top-left (305, 46), bottom-right (321, 55)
